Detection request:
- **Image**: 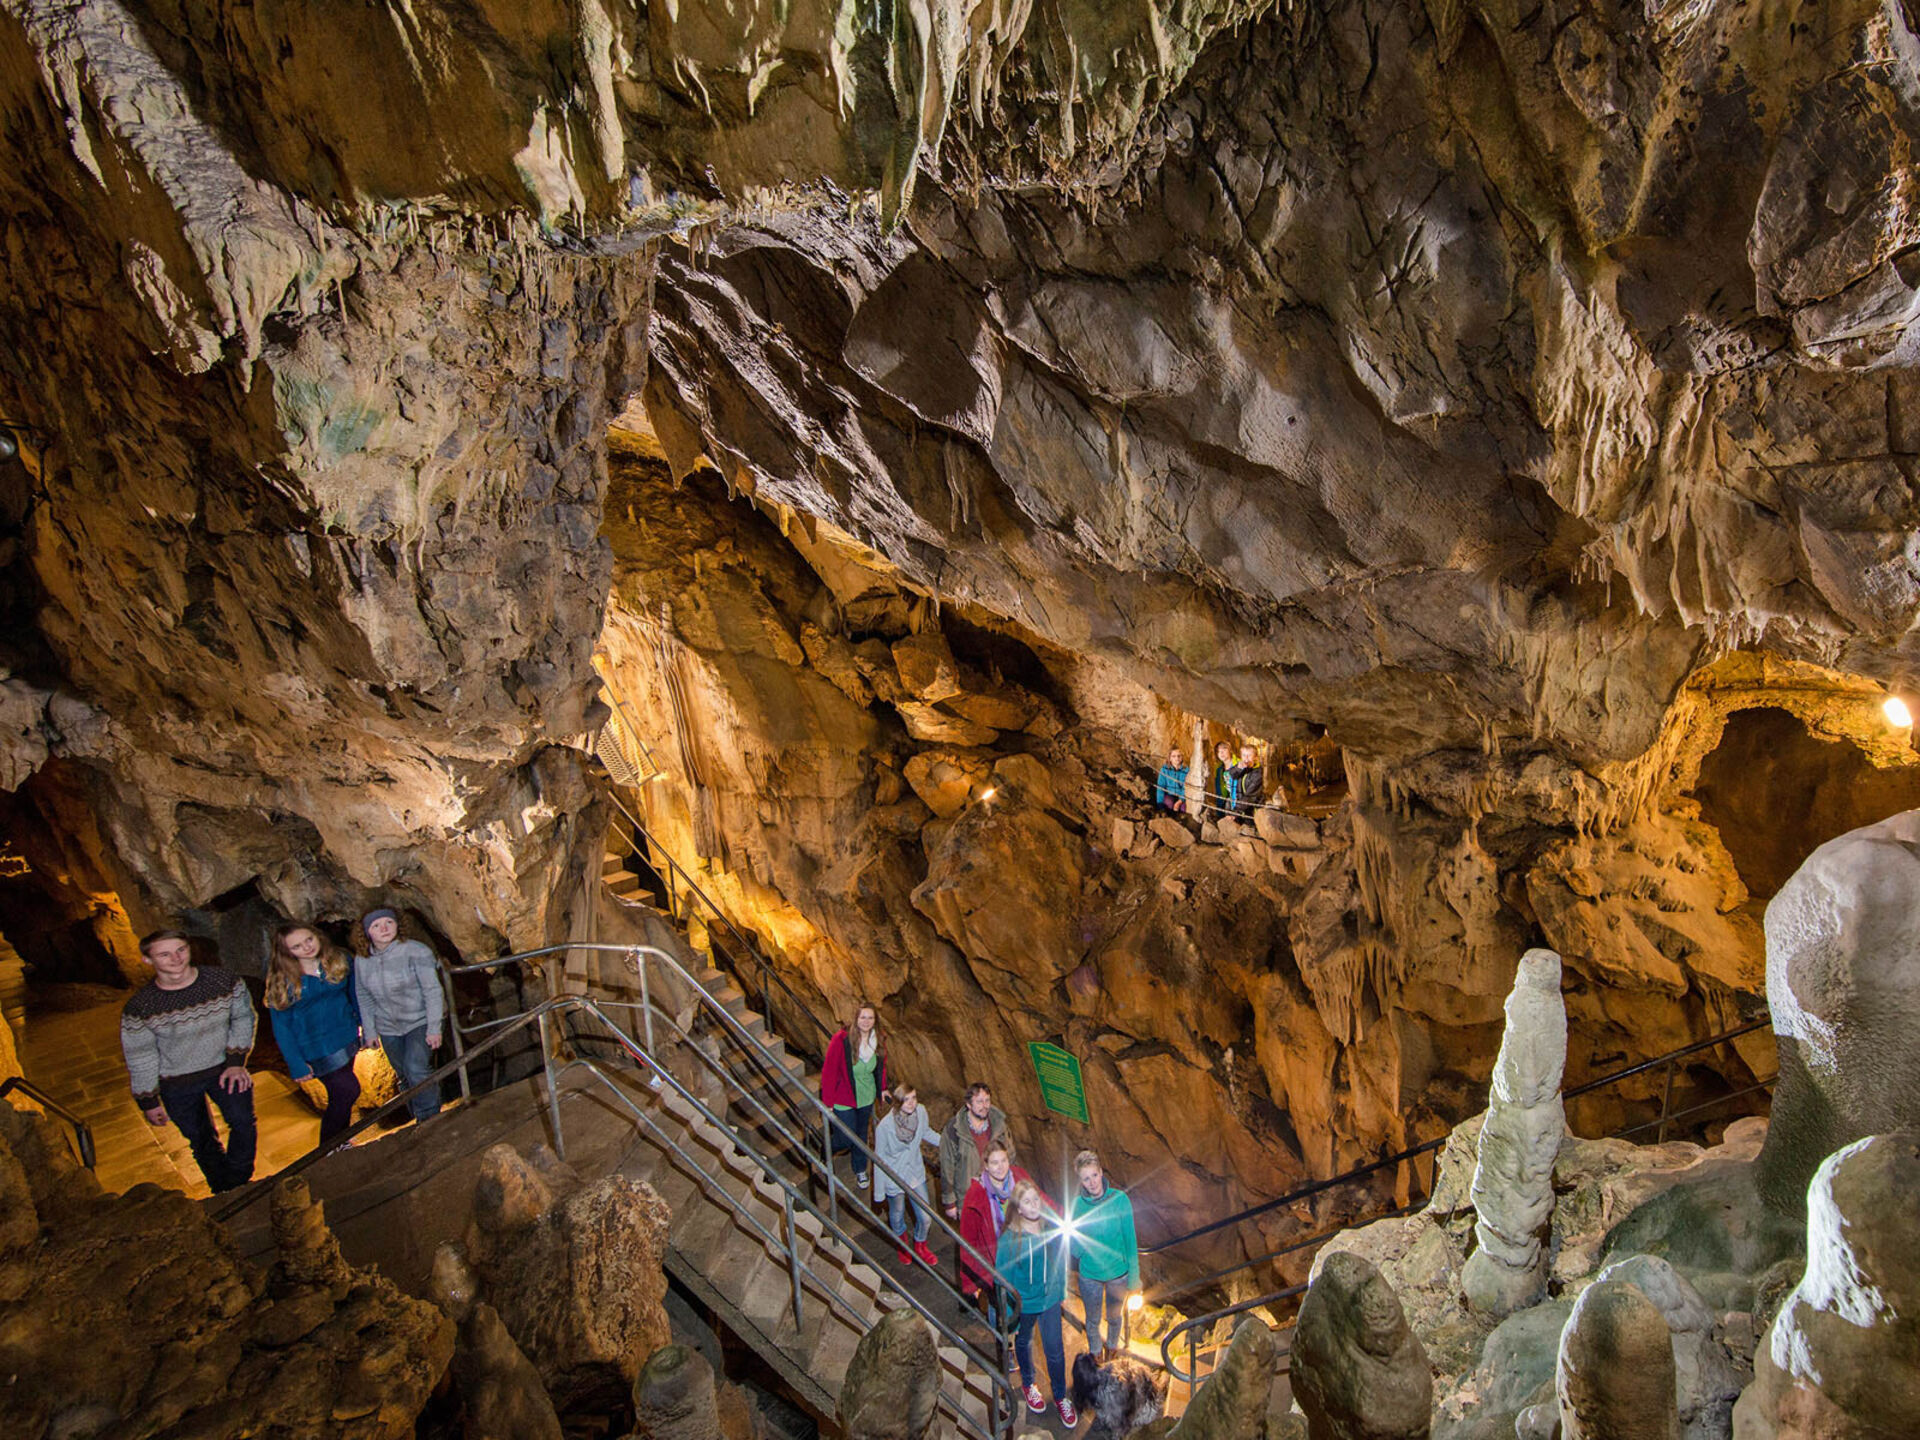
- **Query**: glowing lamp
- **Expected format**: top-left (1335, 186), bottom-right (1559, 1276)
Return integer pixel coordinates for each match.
top-left (979, 786), bottom-right (997, 802)
top-left (1885, 695), bottom-right (1912, 729)
top-left (1126, 1292), bottom-right (1144, 1313)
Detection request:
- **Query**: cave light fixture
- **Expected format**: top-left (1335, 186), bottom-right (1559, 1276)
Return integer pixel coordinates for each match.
top-left (1883, 694), bottom-right (1912, 730)
top-left (978, 785), bottom-right (997, 804)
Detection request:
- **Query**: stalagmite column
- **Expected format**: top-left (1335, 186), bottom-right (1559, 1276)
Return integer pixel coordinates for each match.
top-left (839, 1309), bottom-right (941, 1440)
top-left (1185, 718), bottom-right (1208, 816)
top-left (1462, 948), bottom-right (1566, 1317)
top-left (1557, 1280), bottom-right (1680, 1440)
top-left (632, 1345), bottom-right (721, 1440)
top-left (1291, 1252), bottom-right (1432, 1440)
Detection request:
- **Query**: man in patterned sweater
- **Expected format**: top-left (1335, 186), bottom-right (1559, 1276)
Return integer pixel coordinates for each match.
top-left (120, 929), bottom-right (258, 1193)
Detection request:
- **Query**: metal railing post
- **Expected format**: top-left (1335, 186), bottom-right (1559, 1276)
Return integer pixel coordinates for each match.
top-left (1656, 1055), bottom-right (1677, 1144)
top-left (822, 1110), bottom-right (839, 1228)
top-left (781, 1188), bottom-right (806, 1330)
top-left (440, 973), bottom-right (472, 1101)
top-left (539, 1010), bottom-right (567, 1161)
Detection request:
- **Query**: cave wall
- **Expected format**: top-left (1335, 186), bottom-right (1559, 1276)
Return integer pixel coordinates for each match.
top-left (0, 0), bottom-right (1915, 1260)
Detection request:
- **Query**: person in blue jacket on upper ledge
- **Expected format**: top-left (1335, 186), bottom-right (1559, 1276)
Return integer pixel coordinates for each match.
top-left (1154, 747), bottom-right (1189, 811)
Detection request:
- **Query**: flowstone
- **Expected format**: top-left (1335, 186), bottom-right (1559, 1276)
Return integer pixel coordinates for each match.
top-left (1462, 949), bottom-right (1566, 1317)
top-left (1754, 813), bottom-right (1920, 1213)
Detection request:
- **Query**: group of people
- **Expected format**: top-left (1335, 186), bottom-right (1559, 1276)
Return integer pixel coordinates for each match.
top-left (1155, 740), bottom-right (1267, 817)
top-left (821, 1009), bottom-right (1142, 1426)
top-left (119, 908), bottom-right (447, 1193)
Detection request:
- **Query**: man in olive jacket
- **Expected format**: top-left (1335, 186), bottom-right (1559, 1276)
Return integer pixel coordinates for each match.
top-left (938, 1081), bottom-right (1009, 1217)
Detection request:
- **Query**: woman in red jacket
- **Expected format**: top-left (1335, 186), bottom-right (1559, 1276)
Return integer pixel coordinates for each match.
top-left (958, 1140), bottom-right (1055, 1325)
top-left (820, 1002), bottom-right (887, 1188)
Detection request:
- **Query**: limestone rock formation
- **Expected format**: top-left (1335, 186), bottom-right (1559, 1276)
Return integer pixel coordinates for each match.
top-left (1755, 814), bottom-right (1920, 1212)
top-left (431, 1244), bottom-right (565, 1440)
top-left (0, 1111), bottom-right (450, 1439)
top-left (631, 1345), bottom-right (722, 1440)
top-left (1557, 1280), bottom-right (1680, 1440)
top-left (1733, 1132), bottom-right (1920, 1440)
top-left (1463, 950), bottom-right (1567, 1317)
top-left (462, 1142), bottom-right (673, 1410)
top-left (838, 1309), bottom-right (941, 1440)
top-left (1291, 1251), bottom-right (1433, 1440)
top-left (1164, 1319), bottom-right (1279, 1440)
top-left (1592, 1256), bottom-right (1744, 1440)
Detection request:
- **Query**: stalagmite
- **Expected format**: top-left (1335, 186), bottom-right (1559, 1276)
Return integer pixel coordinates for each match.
top-left (631, 1345), bottom-right (721, 1440)
top-left (1462, 948), bottom-right (1567, 1317)
top-left (1165, 1319), bottom-right (1278, 1440)
top-left (1291, 1251), bottom-right (1432, 1440)
top-left (1733, 1131), bottom-right (1920, 1439)
top-left (838, 1309), bottom-right (941, 1440)
top-left (1557, 1280), bottom-right (1680, 1440)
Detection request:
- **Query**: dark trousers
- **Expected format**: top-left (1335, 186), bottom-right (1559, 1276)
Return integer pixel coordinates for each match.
top-left (160, 1071), bottom-right (257, 1193)
top-left (380, 1025), bottom-right (441, 1123)
top-left (1015, 1304), bottom-right (1066, 1396)
top-left (316, 1060), bottom-right (361, 1144)
top-left (829, 1103), bottom-right (873, 1178)
top-left (1078, 1274), bottom-right (1130, 1350)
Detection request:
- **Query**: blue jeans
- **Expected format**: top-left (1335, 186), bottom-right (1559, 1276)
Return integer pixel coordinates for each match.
top-left (160, 1069), bottom-right (257, 1193)
top-left (380, 1024), bottom-right (441, 1123)
top-left (887, 1182), bottom-right (932, 1243)
top-left (1078, 1274), bottom-right (1130, 1350)
top-left (829, 1103), bottom-right (872, 1179)
top-left (1015, 1304), bottom-right (1065, 1396)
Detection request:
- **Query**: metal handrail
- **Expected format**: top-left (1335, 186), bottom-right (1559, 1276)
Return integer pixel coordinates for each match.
top-left (209, 991), bottom-right (1018, 1440)
top-left (1147, 1017), bottom-right (1779, 1391)
top-left (446, 943), bottom-right (1019, 1313)
top-left (591, 656), bottom-right (667, 781)
top-left (1146, 1010), bottom-right (1774, 1260)
top-left (1160, 1285), bottom-right (1305, 1385)
top-left (600, 786), bottom-right (833, 1051)
top-left (0, 1075), bottom-right (96, 1169)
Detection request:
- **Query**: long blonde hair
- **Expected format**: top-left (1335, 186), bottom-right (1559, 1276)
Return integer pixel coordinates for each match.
top-left (265, 922), bottom-right (352, 1010)
top-left (1005, 1179), bottom-right (1048, 1236)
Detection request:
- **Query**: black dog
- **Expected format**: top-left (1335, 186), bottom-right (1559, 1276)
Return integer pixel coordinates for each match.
top-left (1070, 1351), bottom-right (1168, 1440)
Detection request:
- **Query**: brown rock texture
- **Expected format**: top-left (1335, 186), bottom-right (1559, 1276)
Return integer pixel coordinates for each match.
top-left (0, 0), bottom-right (1918, 1318)
top-left (0, 1105), bottom-right (451, 1439)
top-left (461, 1142), bottom-right (673, 1411)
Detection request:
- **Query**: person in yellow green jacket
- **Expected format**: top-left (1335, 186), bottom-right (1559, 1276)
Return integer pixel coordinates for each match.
top-left (1066, 1148), bottom-right (1141, 1363)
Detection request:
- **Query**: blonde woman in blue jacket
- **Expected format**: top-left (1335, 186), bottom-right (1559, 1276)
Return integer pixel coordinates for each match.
top-left (998, 1179), bottom-right (1077, 1427)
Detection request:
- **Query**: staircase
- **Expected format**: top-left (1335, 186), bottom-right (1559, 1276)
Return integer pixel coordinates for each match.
top-left (598, 1057), bottom-right (999, 1432)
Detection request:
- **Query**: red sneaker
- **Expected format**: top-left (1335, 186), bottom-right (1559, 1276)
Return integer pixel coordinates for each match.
top-left (1057, 1398), bottom-right (1078, 1427)
top-left (896, 1243), bottom-right (913, 1267)
top-left (913, 1240), bottom-right (939, 1266)
top-left (1023, 1384), bottom-right (1045, 1414)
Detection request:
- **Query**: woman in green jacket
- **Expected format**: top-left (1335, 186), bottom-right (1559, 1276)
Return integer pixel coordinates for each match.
top-left (1066, 1148), bottom-right (1142, 1363)
top-left (998, 1179), bottom-right (1076, 1427)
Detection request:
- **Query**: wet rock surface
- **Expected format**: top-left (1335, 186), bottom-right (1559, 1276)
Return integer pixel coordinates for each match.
top-left (1292, 1251), bottom-right (1433, 1440)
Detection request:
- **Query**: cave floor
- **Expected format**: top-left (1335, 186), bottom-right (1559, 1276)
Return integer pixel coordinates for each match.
top-left (1, 946), bottom-right (338, 1198)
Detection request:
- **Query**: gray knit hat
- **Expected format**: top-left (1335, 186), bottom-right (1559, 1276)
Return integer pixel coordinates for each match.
top-left (362, 907), bottom-right (399, 938)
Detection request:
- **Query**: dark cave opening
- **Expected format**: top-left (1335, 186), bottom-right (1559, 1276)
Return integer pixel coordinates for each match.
top-left (1693, 705), bottom-right (1920, 901)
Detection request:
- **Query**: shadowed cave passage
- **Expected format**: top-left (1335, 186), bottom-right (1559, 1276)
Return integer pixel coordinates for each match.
top-left (1693, 707), bottom-right (1920, 902)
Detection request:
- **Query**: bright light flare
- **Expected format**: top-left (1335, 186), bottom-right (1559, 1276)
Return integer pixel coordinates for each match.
top-left (1885, 695), bottom-right (1912, 729)
top-left (1126, 1292), bottom-right (1144, 1313)
top-left (978, 786), bottom-right (998, 803)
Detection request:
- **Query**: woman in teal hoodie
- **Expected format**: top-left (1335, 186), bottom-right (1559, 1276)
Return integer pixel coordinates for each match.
top-left (998, 1179), bottom-right (1076, 1427)
top-left (1066, 1148), bottom-right (1142, 1363)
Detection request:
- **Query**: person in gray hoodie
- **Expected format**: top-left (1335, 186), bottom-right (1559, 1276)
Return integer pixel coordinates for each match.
top-left (356, 908), bottom-right (444, 1123)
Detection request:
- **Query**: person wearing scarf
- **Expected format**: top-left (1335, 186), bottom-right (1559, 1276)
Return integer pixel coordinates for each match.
top-left (873, 1082), bottom-right (940, 1267)
top-left (959, 1140), bottom-right (1056, 1315)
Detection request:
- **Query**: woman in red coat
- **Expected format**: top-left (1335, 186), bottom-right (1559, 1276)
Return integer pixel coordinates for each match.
top-left (820, 1002), bottom-right (887, 1187)
top-left (958, 1140), bottom-right (1055, 1325)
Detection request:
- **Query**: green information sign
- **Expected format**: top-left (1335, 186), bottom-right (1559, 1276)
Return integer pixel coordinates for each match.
top-left (1028, 1041), bottom-right (1090, 1124)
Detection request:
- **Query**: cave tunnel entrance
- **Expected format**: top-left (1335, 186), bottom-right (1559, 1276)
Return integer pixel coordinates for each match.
top-left (0, 760), bottom-right (141, 993)
top-left (1692, 705), bottom-right (1920, 901)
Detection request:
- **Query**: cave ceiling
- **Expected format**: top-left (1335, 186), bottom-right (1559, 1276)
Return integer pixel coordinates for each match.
top-left (2, 0), bottom-right (1919, 958)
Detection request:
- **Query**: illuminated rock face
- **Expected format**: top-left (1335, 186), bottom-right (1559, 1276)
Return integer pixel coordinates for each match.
top-left (0, 0), bottom-right (1917, 1257)
top-left (1757, 815), bottom-right (1920, 1212)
